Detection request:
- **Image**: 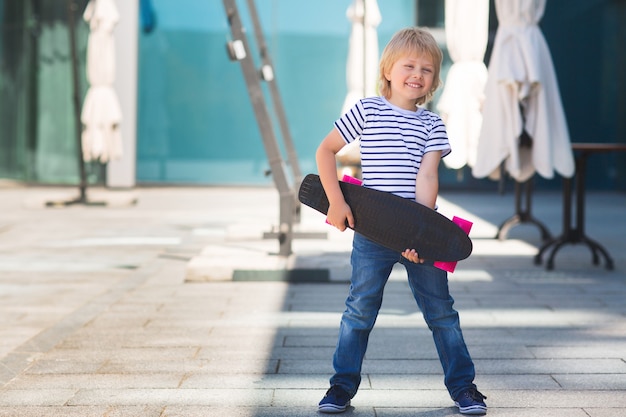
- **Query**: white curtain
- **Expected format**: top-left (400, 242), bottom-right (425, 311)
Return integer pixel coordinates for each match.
top-left (472, 0), bottom-right (574, 182)
top-left (437, 0), bottom-right (489, 170)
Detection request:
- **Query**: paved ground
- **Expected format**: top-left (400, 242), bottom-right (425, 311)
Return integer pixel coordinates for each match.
top-left (0, 183), bottom-right (625, 416)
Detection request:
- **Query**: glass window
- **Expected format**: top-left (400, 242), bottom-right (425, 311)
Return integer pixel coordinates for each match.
top-left (0, 0), bottom-right (98, 185)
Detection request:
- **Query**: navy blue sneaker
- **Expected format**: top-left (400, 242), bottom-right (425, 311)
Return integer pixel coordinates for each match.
top-left (318, 385), bottom-right (351, 413)
top-left (454, 388), bottom-right (487, 415)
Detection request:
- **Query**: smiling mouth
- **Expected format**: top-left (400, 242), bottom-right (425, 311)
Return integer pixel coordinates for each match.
top-left (406, 82), bottom-right (423, 89)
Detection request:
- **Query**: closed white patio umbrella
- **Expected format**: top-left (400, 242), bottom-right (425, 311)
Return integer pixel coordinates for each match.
top-left (341, 0), bottom-right (381, 114)
top-left (472, 0), bottom-right (574, 182)
top-left (336, 0), bottom-right (381, 169)
top-left (81, 0), bottom-right (123, 163)
top-left (437, 0), bottom-right (489, 170)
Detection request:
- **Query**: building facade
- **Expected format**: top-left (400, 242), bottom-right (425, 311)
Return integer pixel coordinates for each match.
top-left (1, 0), bottom-right (625, 190)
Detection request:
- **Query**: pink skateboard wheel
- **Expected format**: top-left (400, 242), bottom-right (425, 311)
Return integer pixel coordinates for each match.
top-left (433, 216), bottom-right (472, 272)
top-left (341, 174), bottom-right (363, 186)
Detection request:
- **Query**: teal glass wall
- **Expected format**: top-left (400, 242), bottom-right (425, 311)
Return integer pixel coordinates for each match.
top-left (136, 0), bottom-right (416, 185)
top-left (0, 0), bottom-right (94, 184)
top-left (542, 0), bottom-right (626, 190)
top-left (1, 1), bottom-right (623, 189)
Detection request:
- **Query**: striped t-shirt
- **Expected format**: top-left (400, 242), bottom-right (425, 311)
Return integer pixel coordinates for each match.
top-left (334, 96), bottom-right (451, 200)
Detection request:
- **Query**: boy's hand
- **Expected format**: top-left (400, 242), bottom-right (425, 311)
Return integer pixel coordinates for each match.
top-left (402, 249), bottom-right (424, 264)
top-left (326, 201), bottom-right (355, 231)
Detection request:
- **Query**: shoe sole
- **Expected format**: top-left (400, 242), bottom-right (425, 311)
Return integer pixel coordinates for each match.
top-left (454, 401), bottom-right (487, 415)
top-left (318, 400), bottom-right (350, 414)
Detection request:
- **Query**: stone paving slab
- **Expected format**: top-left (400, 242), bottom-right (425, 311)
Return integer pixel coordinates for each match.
top-left (1, 186), bottom-right (625, 416)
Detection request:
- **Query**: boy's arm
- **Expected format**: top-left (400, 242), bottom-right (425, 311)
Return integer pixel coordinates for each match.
top-left (315, 128), bottom-right (355, 231)
top-left (403, 150), bottom-right (442, 263)
top-left (415, 150), bottom-right (442, 209)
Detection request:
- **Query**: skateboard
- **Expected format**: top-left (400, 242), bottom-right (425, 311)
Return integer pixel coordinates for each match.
top-left (298, 174), bottom-right (472, 263)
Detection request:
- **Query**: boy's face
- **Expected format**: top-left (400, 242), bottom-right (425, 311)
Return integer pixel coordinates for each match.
top-left (384, 52), bottom-right (435, 110)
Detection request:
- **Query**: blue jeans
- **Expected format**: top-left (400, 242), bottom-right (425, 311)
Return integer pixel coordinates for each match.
top-left (330, 233), bottom-right (476, 400)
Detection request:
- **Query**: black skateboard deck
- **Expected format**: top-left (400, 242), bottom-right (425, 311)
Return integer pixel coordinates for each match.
top-left (298, 174), bottom-right (472, 262)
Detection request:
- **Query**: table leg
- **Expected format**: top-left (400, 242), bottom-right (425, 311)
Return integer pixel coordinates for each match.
top-left (496, 179), bottom-right (552, 241)
top-left (534, 175), bottom-right (573, 269)
top-left (581, 235), bottom-right (614, 269)
top-left (534, 152), bottom-right (614, 270)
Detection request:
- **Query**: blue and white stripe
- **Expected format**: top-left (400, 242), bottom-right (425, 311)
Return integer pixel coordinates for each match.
top-left (335, 96), bottom-right (451, 200)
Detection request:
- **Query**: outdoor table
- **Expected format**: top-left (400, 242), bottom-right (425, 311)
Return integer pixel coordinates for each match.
top-left (535, 143), bottom-right (626, 270)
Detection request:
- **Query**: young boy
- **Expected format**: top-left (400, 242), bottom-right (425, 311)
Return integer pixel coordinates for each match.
top-left (315, 27), bottom-right (487, 415)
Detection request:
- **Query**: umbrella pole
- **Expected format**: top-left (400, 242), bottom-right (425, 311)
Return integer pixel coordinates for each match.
top-left (47, 0), bottom-right (106, 207)
top-left (495, 178), bottom-right (553, 242)
top-left (67, 0), bottom-right (88, 203)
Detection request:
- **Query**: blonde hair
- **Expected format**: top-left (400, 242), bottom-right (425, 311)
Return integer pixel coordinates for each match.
top-left (378, 27), bottom-right (443, 106)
